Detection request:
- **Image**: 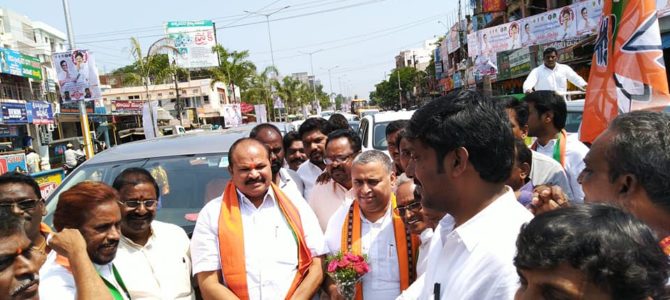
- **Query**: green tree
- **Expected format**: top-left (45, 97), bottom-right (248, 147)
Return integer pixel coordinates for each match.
top-left (211, 45), bottom-right (257, 103)
top-left (113, 37), bottom-right (179, 88)
top-left (334, 94), bottom-right (345, 110)
top-left (274, 76), bottom-right (306, 113)
top-left (243, 66), bottom-right (278, 119)
top-left (370, 67), bottom-right (421, 109)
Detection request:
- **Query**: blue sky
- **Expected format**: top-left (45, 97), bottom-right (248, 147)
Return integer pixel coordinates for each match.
top-left (4, 0), bottom-right (459, 99)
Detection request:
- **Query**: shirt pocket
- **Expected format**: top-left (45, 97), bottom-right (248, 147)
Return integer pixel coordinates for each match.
top-left (164, 255), bottom-right (193, 297)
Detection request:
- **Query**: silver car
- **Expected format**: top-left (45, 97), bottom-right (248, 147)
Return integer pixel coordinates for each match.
top-left (44, 129), bottom-right (250, 235)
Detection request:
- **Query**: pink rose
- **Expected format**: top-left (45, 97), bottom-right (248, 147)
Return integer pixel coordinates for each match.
top-left (327, 261), bottom-right (338, 273)
top-left (345, 253), bottom-right (362, 263)
top-left (337, 257), bottom-right (350, 268)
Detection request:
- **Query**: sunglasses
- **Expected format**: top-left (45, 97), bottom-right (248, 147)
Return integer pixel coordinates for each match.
top-left (0, 199), bottom-right (42, 212)
top-left (118, 199), bottom-right (158, 208)
top-left (394, 201), bottom-right (422, 216)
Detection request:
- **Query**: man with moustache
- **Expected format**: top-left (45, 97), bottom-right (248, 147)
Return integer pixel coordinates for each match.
top-left (401, 90), bottom-right (533, 299)
top-left (284, 131), bottom-right (308, 171)
top-left (533, 111), bottom-right (670, 256)
top-left (251, 123), bottom-right (305, 202)
top-left (0, 173), bottom-right (52, 267)
top-left (308, 129), bottom-right (360, 231)
top-left (0, 209), bottom-right (41, 300)
top-left (112, 168), bottom-right (194, 299)
top-left (324, 150), bottom-right (419, 299)
top-left (191, 138), bottom-right (327, 299)
top-left (297, 118), bottom-right (333, 199)
top-left (40, 181), bottom-right (130, 300)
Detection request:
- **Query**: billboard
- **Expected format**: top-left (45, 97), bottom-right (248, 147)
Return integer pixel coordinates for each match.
top-left (1, 102), bottom-right (28, 124)
top-left (112, 100), bottom-right (143, 114)
top-left (166, 20), bottom-right (218, 69)
top-left (222, 104), bottom-right (242, 127)
top-left (26, 101), bottom-right (54, 125)
top-left (52, 50), bottom-right (102, 102)
top-left (21, 55), bottom-right (42, 81)
top-left (0, 48), bottom-right (22, 76)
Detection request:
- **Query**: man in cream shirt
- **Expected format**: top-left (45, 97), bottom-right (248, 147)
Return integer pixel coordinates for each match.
top-left (112, 168), bottom-right (194, 299)
top-left (297, 118), bottom-right (333, 199)
top-left (308, 129), bottom-right (359, 231)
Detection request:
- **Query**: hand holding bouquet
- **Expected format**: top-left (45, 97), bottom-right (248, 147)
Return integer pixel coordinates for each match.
top-left (326, 252), bottom-right (370, 300)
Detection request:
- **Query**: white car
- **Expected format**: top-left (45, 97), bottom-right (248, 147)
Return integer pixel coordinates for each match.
top-left (358, 110), bottom-right (415, 156)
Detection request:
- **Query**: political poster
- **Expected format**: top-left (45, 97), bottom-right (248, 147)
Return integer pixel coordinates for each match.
top-left (467, 32), bottom-right (479, 57)
top-left (478, 23), bottom-right (513, 56)
top-left (166, 20), bottom-right (218, 69)
top-left (575, 0), bottom-right (603, 36)
top-left (474, 52), bottom-right (498, 76)
top-left (0, 48), bottom-right (22, 76)
top-left (52, 50), bottom-right (102, 102)
top-left (582, 0), bottom-right (670, 143)
top-left (525, 6), bottom-right (578, 46)
top-left (254, 104), bottom-right (267, 123)
top-left (222, 104), bottom-right (242, 127)
top-left (447, 24), bottom-right (460, 54)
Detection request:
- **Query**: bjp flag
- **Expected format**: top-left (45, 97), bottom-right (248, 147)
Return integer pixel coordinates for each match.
top-left (582, 0), bottom-right (670, 143)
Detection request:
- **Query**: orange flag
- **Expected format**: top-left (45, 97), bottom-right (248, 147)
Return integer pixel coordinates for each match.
top-left (582, 0), bottom-right (670, 143)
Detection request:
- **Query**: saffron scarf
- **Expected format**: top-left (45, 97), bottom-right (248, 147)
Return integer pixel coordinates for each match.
top-left (340, 194), bottom-right (419, 300)
top-left (217, 182), bottom-right (312, 299)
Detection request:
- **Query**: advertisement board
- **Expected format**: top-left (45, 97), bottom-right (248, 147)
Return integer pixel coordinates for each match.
top-left (0, 48), bottom-right (22, 76)
top-left (166, 20), bottom-right (219, 69)
top-left (222, 104), bottom-right (242, 127)
top-left (113, 100), bottom-right (143, 114)
top-left (1, 102), bottom-right (28, 124)
top-left (0, 153), bottom-right (27, 174)
top-left (32, 169), bottom-right (64, 199)
top-left (26, 101), bottom-right (54, 125)
top-left (21, 54), bottom-right (42, 81)
top-left (52, 50), bottom-right (102, 102)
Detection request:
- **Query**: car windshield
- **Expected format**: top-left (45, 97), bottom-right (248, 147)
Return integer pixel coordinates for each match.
top-left (44, 153), bottom-right (230, 234)
top-left (373, 121), bottom-right (390, 150)
top-left (565, 111), bottom-right (583, 133)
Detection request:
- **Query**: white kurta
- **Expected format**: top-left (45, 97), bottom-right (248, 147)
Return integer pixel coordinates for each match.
top-left (297, 160), bottom-right (325, 199)
top-left (534, 134), bottom-right (589, 202)
top-left (115, 221), bottom-right (194, 300)
top-left (308, 178), bottom-right (354, 232)
top-left (522, 63), bottom-right (587, 94)
top-left (191, 188), bottom-right (328, 299)
top-left (325, 203), bottom-right (402, 299)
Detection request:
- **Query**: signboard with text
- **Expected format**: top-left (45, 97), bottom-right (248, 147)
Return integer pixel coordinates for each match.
top-left (1, 102), bottom-right (28, 124)
top-left (26, 101), bottom-right (54, 125)
top-left (166, 20), bottom-right (219, 69)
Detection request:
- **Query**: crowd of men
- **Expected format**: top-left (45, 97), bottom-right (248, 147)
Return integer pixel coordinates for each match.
top-left (0, 87), bottom-right (669, 300)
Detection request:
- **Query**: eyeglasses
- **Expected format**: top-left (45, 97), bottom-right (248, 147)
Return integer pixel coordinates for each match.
top-left (0, 199), bottom-right (42, 212)
top-left (394, 201), bottom-right (422, 216)
top-left (324, 153), bottom-right (355, 165)
top-left (118, 199), bottom-right (158, 208)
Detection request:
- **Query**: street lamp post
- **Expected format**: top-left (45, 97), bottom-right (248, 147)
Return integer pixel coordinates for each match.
top-left (300, 49), bottom-right (323, 111)
top-left (325, 65), bottom-right (339, 98)
top-left (245, 6), bottom-right (290, 121)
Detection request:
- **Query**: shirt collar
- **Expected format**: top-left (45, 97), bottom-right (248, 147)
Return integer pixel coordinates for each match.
top-left (236, 187), bottom-right (276, 210)
top-left (419, 228), bottom-right (434, 244)
top-left (120, 223), bottom-right (155, 249)
top-left (360, 200), bottom-right (393, 225)
top-left (536, 138), bottom-right (557, 150)
top-left (444, 187), bottom-right (518, 252)
top-left (278, 168), bottom-right (292, 187)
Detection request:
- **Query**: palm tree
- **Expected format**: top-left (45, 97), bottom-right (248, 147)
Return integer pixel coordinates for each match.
top-left (274, 76), bottom-right (308, 113)
top-left (122, 37), bottom-right (179, 136)
top-left (211, 45), bottom-right (257, 103)
top-left (243, 66), bottom-right (278, 120)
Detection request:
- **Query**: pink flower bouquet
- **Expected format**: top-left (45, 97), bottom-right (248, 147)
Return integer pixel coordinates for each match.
top-left (326, 252), bottom-right (369, 300)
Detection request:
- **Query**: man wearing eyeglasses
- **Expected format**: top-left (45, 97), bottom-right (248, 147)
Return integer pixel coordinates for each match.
top-left (308, 129), bottom-right (360, 231)
top-left (111, 168), bottom-right (194, 299)
top-left (0, 172), bottom-right (51, 267)
top-left (394, 179), bottom-right (433, 277)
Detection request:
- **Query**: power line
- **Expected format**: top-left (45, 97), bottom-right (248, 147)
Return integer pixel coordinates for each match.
top-left (76, 0), bottom-right (385, 44)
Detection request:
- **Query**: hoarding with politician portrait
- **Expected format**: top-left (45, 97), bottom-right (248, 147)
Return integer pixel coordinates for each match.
top-left (52, 50), bottom-right (102, 102)
top-left (0, 48), bottom-right (22, 76)
top-left (166, 20), bottom-right (219, 69)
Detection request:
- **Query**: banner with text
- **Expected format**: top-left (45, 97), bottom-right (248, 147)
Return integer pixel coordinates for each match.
top-left (52, 50), bottom-right (102, 102)
top-left (166, 20), bottom-right (218, 69)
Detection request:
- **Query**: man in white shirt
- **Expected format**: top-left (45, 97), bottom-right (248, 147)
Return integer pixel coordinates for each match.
top-left (191, 138), bottom-right (327, 299)
top-left (63, 143), bottom-right (78, 169)
top-left (308, 129), bottom-right (360, 231)
top-left (522, 47), bottom-right (587, 95)
top-left (40, 181), bottom-right (130, 300)
top-left (112, 168), bottom-right (194, 299)
top-left (504, 98), bottom-right (574, 200)
top-left (283, 131), bottom-right (308, 171)
top-left (250, 123), bottom-right (305, 202)
top-left (395, 178), bottom-right (432, 277)
top-left (400, 90), bottom-right (533, 299)
top-left (325, 150), bottom-right (419, 299)
top-left (297, 118), bottom-right (333, 199)
top-left (24, 147), bottom-right (40, 174)
top-left (525, 91), bottom-right (589, 202)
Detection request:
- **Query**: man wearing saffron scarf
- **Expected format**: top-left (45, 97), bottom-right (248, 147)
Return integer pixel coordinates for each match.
top-left (324, 150), bottom-right (419, 299)
top-left (535, 111), bottom-right (670, 258)
top-left (191, 138), bottom-right (327, 299)
top-left (525, 91), bottom-right (589, 202)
